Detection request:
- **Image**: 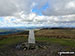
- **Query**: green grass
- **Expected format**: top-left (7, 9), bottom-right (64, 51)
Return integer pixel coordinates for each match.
top-left (0, 30), bottom-right (8, 32)
top-left (36, 37), bottom-right (75, 47)
top-left (0, 36), bottom-right (27, 48)
top-left (0, 36), bottom-right (75, 48)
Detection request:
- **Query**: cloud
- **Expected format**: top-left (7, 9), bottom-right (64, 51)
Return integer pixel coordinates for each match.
top-left (0, 14), bottom-right (75, 28)
top-left (0, 0), bottom-right (34, 16)
top-left (1, 13), bottom-right (74, 27)
top-left (0, 0), bottom-right (75, 16)
top-left (0, 0), bottom-right (75, 28)
top-left (43, 0), bottom-right (75, 16)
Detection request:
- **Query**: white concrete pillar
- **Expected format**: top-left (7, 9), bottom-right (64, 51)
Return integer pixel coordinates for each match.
top-left (28, 30), bottom-right (35, 44)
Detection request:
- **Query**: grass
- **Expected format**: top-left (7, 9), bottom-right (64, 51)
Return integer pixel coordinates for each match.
top-left (36, 37), bottom-right (75, 47)
top-left (0, 36), bottom-right (27, 48)
top-left (0, 30), bottom-right (9, 32)
top-left (35, 29), bottom-right (75, 39)
top-left (0, 35), bottom-right (75, 48)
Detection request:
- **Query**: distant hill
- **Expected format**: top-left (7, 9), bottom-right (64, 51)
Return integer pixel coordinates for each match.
top-left (0, 28), bottom-right (75, 39)
top-left (0, 30), bottom-right (24, 35)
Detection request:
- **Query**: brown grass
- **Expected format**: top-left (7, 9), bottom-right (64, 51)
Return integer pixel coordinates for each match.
top-left (35, 29), bottom-right (75, 39)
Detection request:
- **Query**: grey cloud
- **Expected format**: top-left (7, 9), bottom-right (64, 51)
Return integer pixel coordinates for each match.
top-left (0, 0), bottom-right (17, 16)
top-left (43, 0), bottom-right (75, 16)
top-left (0, 0), bottom-right (34, 16)
top-left (0, 0), bottom-right (75, 16)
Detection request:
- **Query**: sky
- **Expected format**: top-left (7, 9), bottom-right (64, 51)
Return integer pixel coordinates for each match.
top-left (0, 0), bottom-right (75, 28)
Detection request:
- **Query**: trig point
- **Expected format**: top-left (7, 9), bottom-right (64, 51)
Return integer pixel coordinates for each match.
top-left (27, 30), bottom-right (36, 49)
top-left (28, 30), bottom-right (35, 44)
